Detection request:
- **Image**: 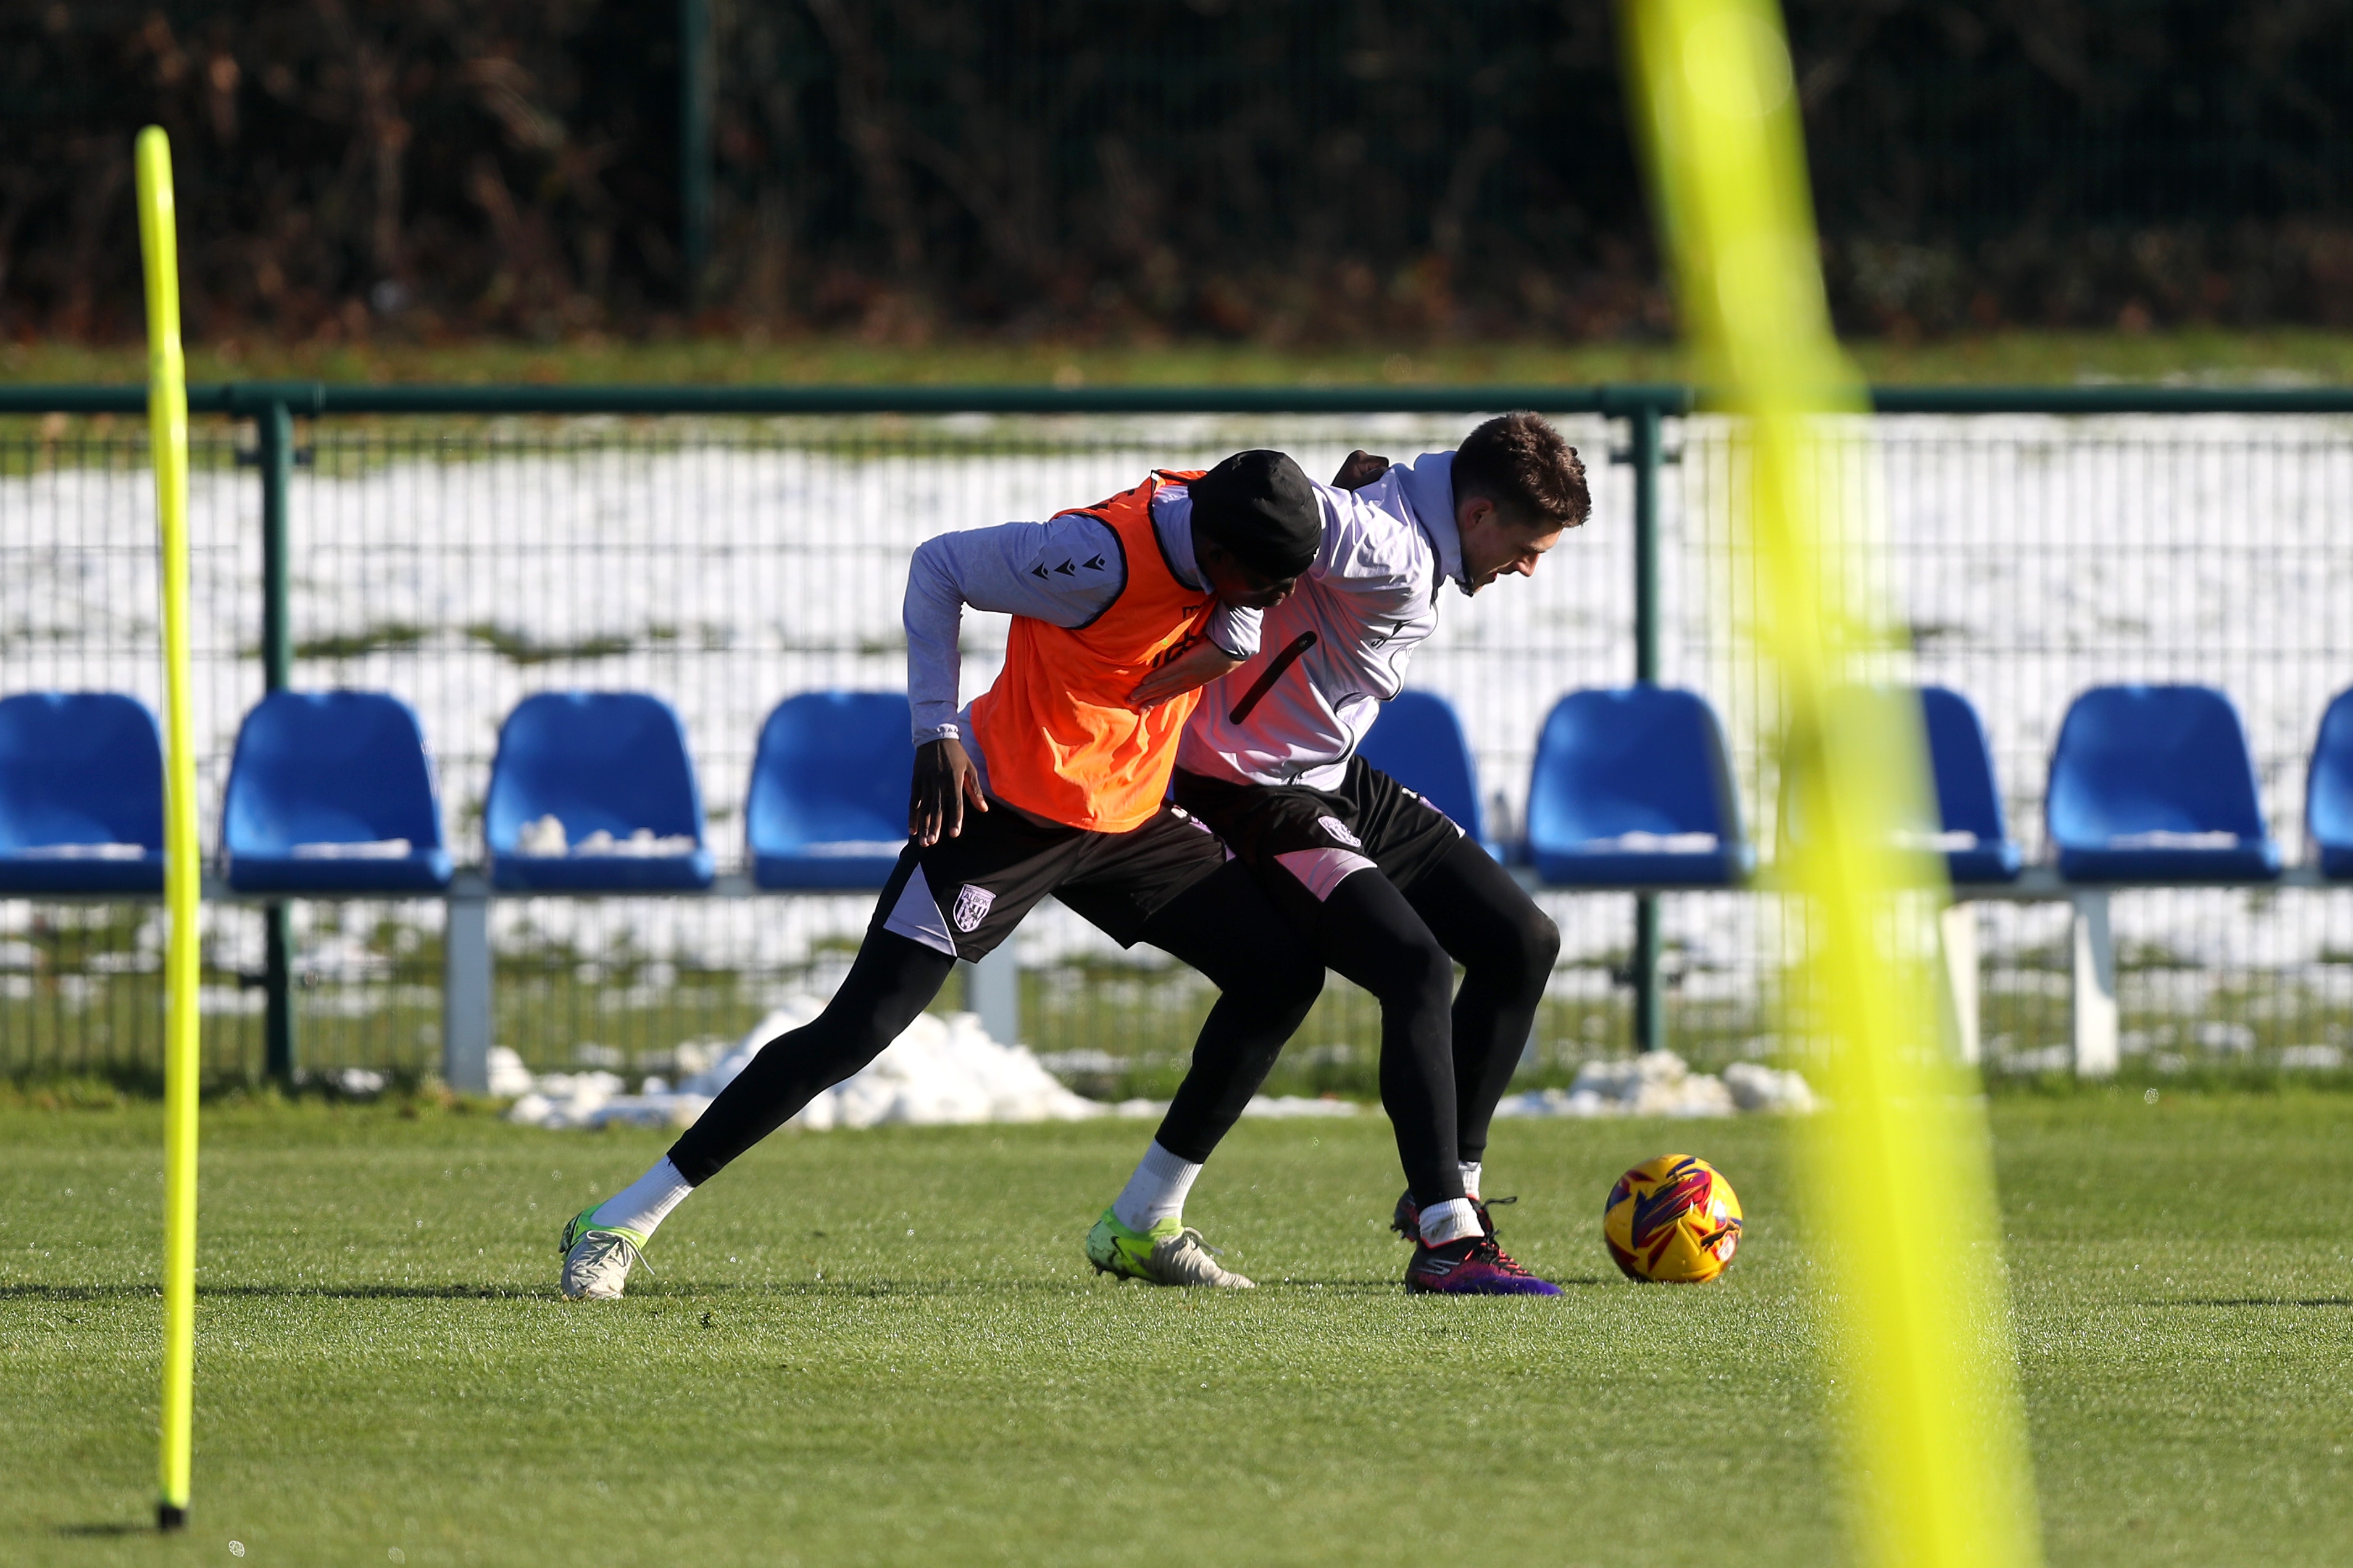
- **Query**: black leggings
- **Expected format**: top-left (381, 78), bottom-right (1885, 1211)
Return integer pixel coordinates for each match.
top-left (667, 860), bottom-right (1325, 1185)
top-left (1156, 835), bottom-right (1560, 1206)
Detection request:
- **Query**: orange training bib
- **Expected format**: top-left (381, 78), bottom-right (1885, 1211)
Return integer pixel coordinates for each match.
top-left (968, 471), bottom-right (1214, 832)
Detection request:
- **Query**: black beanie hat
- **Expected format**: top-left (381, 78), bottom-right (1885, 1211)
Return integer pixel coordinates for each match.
top-left (1187, 450), bottom-right (1321, 579)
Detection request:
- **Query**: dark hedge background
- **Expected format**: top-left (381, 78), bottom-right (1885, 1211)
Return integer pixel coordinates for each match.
top-left (4, 1), bottom-right (2350, 344)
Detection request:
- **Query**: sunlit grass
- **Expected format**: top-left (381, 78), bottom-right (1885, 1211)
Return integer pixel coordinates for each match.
top-left (8, 327), bottom-right (2353, 392)
top-left (3, 1094), bottom-right (2350, 1565)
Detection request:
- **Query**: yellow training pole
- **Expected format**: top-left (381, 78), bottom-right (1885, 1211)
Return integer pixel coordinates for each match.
top-left (1620, 5), bottom-right (2042, 1567)
top-left (136, 124), bottom-right (202, 1535)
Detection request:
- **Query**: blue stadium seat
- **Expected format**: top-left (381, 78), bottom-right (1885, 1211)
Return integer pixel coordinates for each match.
top-left (1776, 685), bottom-right (2022, 884)
top-left (486, 692), bottom-right (714, 892)
top-left (1526, 686), bottom-right (1750, 886)
top-left (2308, 687), bottom-right (2353, 879)
top-left (748, 691), bottom-right (915, 889)
top-left (1357, 689), bottom-right (1496, 856)
top-left (0, 692), bottom-right (166, 894)
top-left (2046, 684), bottom-right (2280, 882)
top-left (223, 691), bottom-right (454, 894)
top-left (1920, 686), bottom-right (2023, 884)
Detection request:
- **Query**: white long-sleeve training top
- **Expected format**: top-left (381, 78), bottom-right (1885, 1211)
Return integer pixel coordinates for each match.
top-left (901, 482), bottom-right (1262, 751)
top-left (1175, 450), bottom-right (1464, 791)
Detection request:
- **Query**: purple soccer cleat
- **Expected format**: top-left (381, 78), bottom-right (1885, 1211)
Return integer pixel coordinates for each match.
top-left (1403, 1235), bottom-right (1564, 1296)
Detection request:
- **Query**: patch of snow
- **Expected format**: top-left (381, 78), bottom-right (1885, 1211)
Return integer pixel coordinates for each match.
top-left (1239, 1094), bottom-right (1359, 1118)
top-left (2195, 1020), bottom-right (2257, 1052)
top-left (12, 842), bottom-right (148, 860)
top-left (1034, 1048), bottom-right (1127, 1076)
top-left (486, 1046), bottom-right (536, 1097)
top-left (1722, 1061), bottom-right (1818, 1113)
top-left (2107, 831), bottom-right (2241, 850)
top-left (1894, 828), bottom-right (1978, 852)
top-left (572, 829), bottom-right (699, 858)
top-left (1575, 832), bottom-right (1719, 853)
top-left (506, 997), bottom-right (1104, 1130)
top-left (1491, 1051), bottom-right (1812, 1119)
top-left (289, 839), bottom-right (413, 860)
top-left (511, 816), bottom-right (697, 859)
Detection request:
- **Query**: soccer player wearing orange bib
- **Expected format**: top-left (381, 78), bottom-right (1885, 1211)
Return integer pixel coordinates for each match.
top-left (557, 452), bottom-right (1326, 1300)
top-left (1096, 415), bottom-right (1592, 1295)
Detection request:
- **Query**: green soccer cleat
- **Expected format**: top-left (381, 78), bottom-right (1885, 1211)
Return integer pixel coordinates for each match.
top-left (559, 1206), bottom-right (651, 1301)
top-left (1085, 1207), bottom-right (1254, 1288)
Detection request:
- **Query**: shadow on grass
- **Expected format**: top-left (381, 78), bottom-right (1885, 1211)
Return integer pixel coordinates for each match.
top-left (1173, 1275), bottom-right (1618, 1293)
top-left (52, 1522), bottom-right (151, 1537)
top-left (4, 1275), bottom-right (1621, 1303)
top-left (2156, 1296), bottom-right (2353, 1309)
top-left (625, 1278), bottom-right (1416, 1299)
top-left (1, 1282), bottom-right (533, 1302)
top-left (6, 1278), bottom-right (1230, 1303)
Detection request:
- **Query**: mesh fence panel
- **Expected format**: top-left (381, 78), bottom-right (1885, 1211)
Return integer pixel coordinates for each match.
top-left (1672, 415), bottom-right (2353, 1074)
top-left (2, 408), bottom-right (2349, 1087)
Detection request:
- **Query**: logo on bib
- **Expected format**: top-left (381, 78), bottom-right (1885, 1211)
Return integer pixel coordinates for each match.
top-left (951, 883), bottom-right (997, 934)
top-left (1318, 815), bottom-right (1363, 849)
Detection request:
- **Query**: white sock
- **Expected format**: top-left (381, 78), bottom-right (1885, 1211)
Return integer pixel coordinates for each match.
top-left (593, 1156), bottom-right (694, 1239)
top-left (1112, 1140), bottom-right (1202, 1232)
top-left (1420, 1197), bottom-right (1483, 1246)
top-left (1460, 1161), bottom-right (1483, 1201)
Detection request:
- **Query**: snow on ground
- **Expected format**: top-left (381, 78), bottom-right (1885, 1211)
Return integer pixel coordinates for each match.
top-left (498, 999), bottom-right (1811, 1130)
top-left (499, 997), bottom-right (1371, 1130)
top-left (502, 1000), bottom-right (1101, 1130)
top-left (6, 414), bottom-right (2352, 1055)
top-left (1493, 1051), bottom-right (1816, 1119)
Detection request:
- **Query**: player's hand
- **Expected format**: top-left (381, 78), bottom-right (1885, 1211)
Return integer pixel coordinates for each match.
top-left (1331, 450), bottom-right (1391, 490)
top-left (1128, 640), bottom-right (1247, 710)
top-left (910, 737), bottom-right (988, 845)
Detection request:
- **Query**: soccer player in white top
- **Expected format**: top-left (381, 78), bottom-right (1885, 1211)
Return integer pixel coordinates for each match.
top-left (1086, 412), bottom-right (1591, 1295)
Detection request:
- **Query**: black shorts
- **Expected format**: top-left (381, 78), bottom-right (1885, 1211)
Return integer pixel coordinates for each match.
top-left (1172, 758), bottom-right (1465, 927)
top-left (871, 795), bottom-right (1228, 962)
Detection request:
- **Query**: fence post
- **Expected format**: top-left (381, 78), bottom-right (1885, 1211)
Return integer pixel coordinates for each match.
top-left (256, 396), bottom-right (298, 1087)
top-left (442, 871), bottom-right (493, 1095)
top-left (963, 947), bottom-right (1020, 1048)
top-left (2072, 892), bottom-right (2118, 1076)
top-left (680, 0), bottom-right (712, 302)
top-left (1628, 395), bottom-right (1667, 1055)
top-left (1939, 900), bottom-right (1982, 1064)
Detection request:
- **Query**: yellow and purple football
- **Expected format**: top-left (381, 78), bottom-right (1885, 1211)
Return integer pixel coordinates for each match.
top-left (1602, 1154), bottom-right (1743, 1283)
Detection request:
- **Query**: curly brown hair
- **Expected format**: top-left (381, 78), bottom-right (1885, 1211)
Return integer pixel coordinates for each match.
top-left (1452, 412), bottom-right (1591, 530)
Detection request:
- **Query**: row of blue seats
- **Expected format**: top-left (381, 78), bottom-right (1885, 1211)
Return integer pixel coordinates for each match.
top-left (1501, 682), bottom-right (2353, 886)
top-left (3, 681), bottom-right (2352, 899)
top-left (0, 689), bottom-right (909, 897)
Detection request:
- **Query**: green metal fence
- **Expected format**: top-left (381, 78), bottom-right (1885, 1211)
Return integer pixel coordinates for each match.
top-left (4, 381), bottom-right (2351, 1095)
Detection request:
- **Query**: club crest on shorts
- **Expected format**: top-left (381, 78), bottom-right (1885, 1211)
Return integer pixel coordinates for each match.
top-left (951, 882), bottom-right (997, 934)
top-left (1317, 815), bottom-right (1363, 848)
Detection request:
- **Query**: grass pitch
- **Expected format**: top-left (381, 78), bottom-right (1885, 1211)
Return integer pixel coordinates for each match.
top-left (15, 326), bottom-right (2353, 394)
top-left (4, 1093), bottom-right (2349, 1567)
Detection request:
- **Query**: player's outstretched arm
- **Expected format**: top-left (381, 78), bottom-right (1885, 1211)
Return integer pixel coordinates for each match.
top-left (1127, 638), bottom-right (1247, 709)
top-left (910, 736), bottom-right (988, 845)
top-left (904, 518), bottom-right (1126, 739)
